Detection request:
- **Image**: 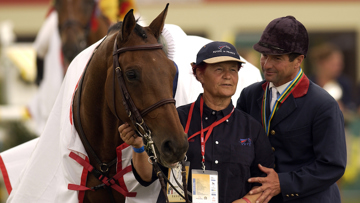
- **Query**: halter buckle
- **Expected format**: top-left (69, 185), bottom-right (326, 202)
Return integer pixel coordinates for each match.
top-left (149, 140), bottom-right (158, 160)
top-left (135, 121), bottom-right (149, 137)
top-left (148, 156), bottom-right (154, 165)
top-left (100, 163), bottom-right (109, 173)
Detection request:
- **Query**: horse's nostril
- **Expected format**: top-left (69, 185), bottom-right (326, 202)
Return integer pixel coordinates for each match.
top-left (162, 140), bottom-right (174, 155)
top-left (161, 138), bottom-right (189, 163)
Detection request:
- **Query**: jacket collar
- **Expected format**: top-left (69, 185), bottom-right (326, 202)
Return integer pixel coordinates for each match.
top-left (261, 74), bottom-right (309, 98)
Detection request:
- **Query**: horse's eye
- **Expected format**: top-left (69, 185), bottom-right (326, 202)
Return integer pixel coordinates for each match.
top-left (126, 70), bottom-right (137, 80)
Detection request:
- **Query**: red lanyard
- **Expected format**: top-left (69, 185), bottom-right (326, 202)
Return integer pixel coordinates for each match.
top-left (185, 96), bottom-right (234, 169)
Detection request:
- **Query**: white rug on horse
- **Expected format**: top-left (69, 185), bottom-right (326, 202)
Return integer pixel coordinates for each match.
top-left (1, 24), bottom-right (262, 203)
top-left (6, 39), bottom-right (101, 202)
top-left (5, 37), bottom-right (160, 203)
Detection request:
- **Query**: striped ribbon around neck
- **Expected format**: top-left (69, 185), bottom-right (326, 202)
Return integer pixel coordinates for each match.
top-left (261, 69), bottom-right (304, 136)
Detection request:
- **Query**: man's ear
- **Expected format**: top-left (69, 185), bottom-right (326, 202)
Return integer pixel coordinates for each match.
top-left (196, 68), bottom-right (204, 83)
top-left (296, 55), bottom-right (305, 68)
top-left (191, 63), bottom-right (200, 81)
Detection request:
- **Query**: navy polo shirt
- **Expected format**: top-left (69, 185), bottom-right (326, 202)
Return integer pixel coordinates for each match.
top-left (133, 94), bottom-right (274, 203)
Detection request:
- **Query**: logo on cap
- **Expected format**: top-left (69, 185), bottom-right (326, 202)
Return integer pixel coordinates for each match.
top-left (218, 45), bottom-right (231, 51)
top-left (213, 45), bottom-right (236, 55)
top-left (195, 41), bottom-right (245, 65)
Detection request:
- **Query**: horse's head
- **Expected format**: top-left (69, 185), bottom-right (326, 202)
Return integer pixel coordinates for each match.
top-left (106, 4), bottom-right (188, 167)
top-left (55, 0), bottom-right (96, 67)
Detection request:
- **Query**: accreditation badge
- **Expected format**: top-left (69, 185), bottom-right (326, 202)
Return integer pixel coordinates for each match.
top-left (167, 162), bottom-right (190, 202)
top-left (191, 170), bottom-right (218, 203)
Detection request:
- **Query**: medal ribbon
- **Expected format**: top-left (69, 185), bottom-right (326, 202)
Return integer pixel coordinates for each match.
top-left (262, 69), bottom-right (304, 136)
top-left (185, 96), bottom-right (234, 167)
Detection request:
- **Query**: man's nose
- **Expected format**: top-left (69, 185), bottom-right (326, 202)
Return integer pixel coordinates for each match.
top-left (223, 69), bottom-right (232, 78)
top-left (263, 57), bottom-right (272, 69)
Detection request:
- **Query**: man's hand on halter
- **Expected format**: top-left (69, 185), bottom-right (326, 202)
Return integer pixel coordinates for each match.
top-left (118, 123), bottom-right (144, 148)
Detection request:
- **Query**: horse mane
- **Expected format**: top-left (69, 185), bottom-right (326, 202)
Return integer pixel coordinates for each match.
top-left (107, 19), bottom-right (147, 40)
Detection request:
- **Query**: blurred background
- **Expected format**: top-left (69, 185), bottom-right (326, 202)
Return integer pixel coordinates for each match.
top-left (0, 0), bottom-right (360, 202)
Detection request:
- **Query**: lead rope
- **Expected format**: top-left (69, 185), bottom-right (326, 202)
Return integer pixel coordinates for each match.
top-left (170, 162), bottom-right (192, 199)
top-left (150, 157), bottom-right (191, 203)
top-left (153, 161), bottom-right (170, 203)
top-left (181, 160), bottom-right (189, 202)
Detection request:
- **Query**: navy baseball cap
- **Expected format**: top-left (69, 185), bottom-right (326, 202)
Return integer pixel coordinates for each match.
top-left (195, 41), bottom-right (245, 65)
top-left (253, 16), bottom-right (309, 57)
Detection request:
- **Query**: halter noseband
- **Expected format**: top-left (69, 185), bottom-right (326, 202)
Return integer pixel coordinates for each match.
top-left (112, 37), bottom-right (176, 161)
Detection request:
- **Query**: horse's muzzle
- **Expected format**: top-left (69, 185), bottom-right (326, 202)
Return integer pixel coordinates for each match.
top-left (159, 133), bottom-right (189, 166)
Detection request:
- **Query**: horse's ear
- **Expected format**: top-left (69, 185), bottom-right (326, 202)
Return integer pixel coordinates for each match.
top-left (120, 9), bottom-right (136, 42)
top-left (149, 3), bottom-right (169, 39)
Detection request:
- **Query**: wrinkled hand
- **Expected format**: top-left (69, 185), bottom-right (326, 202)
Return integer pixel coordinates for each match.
top-left (248, 164), bottom-right (281, 203)
top-left (118, 123), bottom-right (143, 148)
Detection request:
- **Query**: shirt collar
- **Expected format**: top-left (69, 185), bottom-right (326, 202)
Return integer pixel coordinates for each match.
top-left (269, 81), bottom-right (292, 95)
top-left (195, 94), bottom-right (234, 116)
top-left (261, 73), bottom-right (310, 99)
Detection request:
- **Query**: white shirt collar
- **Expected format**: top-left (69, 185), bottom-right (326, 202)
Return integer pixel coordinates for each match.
top-left (269, 81), bottom-right (292, 95)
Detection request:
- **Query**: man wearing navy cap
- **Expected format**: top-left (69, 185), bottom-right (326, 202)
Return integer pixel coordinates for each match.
top-left (237, 16), bottom-right (346, 203)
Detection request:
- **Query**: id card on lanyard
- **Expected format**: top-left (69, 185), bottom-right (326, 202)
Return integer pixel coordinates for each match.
top-left (192, 169), bottom-right (218, 203)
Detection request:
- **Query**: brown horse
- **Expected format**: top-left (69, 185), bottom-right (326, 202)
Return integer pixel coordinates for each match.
top-left (72, 4), bottom-right (189, 202)
top-left (54, 0), bottom-right (110, 70)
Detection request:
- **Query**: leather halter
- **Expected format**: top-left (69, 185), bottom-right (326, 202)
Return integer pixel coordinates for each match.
top-left (112, 37), bottom-right (175, 161)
